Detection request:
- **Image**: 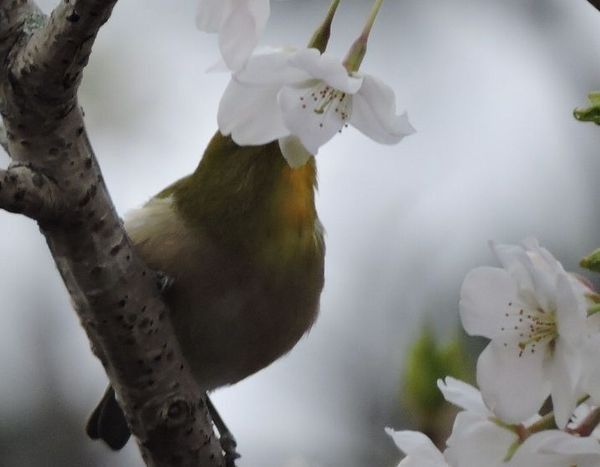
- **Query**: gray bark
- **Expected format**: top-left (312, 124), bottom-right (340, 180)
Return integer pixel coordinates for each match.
top-left (0, 1), bottom-right (225, 465)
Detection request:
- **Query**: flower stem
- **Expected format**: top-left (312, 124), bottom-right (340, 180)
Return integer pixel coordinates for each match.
top-left (526, 412), bottom-right (558, 434)
top-left (504, 439), bottom-right (522, 463)
top-left (343, 0), bottom-right (386, 72)
top-left (567, 407), bottom-right (600, 437)
top-left (307, 0), bottom-right (341, 53)
top-left (362, 0), bottom-right (385, 39)
top-left (499, 413), bottom-right (557, 462)
top-left (499, 396), bottom-right (595, 463)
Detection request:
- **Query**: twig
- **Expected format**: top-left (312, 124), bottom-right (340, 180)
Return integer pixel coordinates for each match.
top-left (0, 164), bottom-right (62, 220)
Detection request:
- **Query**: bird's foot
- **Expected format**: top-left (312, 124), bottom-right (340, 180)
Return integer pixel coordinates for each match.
top-left (155, 270), bottom-right (174, 293)
top-left (206, 395), bottom-right (241, 466)
top-left (221, 432), bottom-right (241, 467)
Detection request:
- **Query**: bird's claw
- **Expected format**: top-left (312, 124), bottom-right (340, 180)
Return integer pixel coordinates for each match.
top-left (205, 395), bottom-right (241, 466)
top-left (221, 432), bottom-right (241, 466)
top-left (155, 270), bottom-right (174, 293)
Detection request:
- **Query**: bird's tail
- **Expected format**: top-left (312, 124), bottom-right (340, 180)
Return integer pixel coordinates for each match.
top-left (86, 385), bottom-right (131, 450)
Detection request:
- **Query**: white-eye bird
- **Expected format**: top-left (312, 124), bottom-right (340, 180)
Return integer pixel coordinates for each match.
top-left (86, 133), bottom-right (325, 450)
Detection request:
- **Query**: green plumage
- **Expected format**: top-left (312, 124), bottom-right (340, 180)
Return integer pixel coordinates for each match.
top-left (160, 133), bottom-right (321, 262)
top-left (88, 132), bottom-right (325, 449)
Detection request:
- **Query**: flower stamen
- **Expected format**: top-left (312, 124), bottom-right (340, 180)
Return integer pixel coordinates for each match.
top-left (501, 302), bottom-right (558, 357)
top-left (298, 84), bottom-right (352, 130)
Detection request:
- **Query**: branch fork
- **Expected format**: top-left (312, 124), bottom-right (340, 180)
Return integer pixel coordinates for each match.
top-left (0, 1), bottom-right (226, 465)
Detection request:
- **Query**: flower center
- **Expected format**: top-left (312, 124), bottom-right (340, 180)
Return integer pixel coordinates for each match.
top-left (500, 302), bottom-right (558, 357)
top-left (299, 83), bottom-right (352, 129)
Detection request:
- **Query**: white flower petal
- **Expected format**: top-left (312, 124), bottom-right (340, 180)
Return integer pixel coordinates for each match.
top-left (278, 136), bottom-right (313, 168)
top-left (581, 335), bottom-right (600, 405)
top-left (197, 0), bottom-right (270, 71)
top-left (514, 430), bottom-right (600, 467)
top-left (508, 239), bottom-right (564, 312)
top-left (524, 257), bottom-right (561, 312)
top-left (350, 74), bottom-right (415, 144)
top-left (445, 411), bottom-right (517, 467)
top-left (491, 242), bottom-right (536, 294)
top-left (459, 266), bottom-right (520, 339)
top-left (288, 48), bottom-right (363, 93)
top-left (218, 0), bottom-right (270, 71)
top-left (437, 377), bottom-right (490, 416)
top-left (476, 341), bottom-right (549, 423)
top-left (196, 0), bottom-right (231, 32)
top-left (491, 239), bottom-right (566, 322)
top-left (247, 0), bottom-right (270, 28)
top-left (520, 237), bottom-right (541, 251)
top-left (540, 431), bottom-right (600, 456)
top-left (555, 272), bottom-right (588, 343)
top-left (510, 441), bottom-right (572, 467)
top-left (548, 338), bottom-right (580, 428)
top-left (218, 79), bottom-right (289, 145)
top-left (234, 49), bottom-right (310, 85)
top-left (278, 84), bottom-right (346, 154)
top-left (529, 241), bottom-right (563, 274)
top-left (385, 429), bottom-right (448, 467)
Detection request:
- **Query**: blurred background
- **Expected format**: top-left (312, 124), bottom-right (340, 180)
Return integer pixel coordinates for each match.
top-left (2, 0), bottom-right (600, 465)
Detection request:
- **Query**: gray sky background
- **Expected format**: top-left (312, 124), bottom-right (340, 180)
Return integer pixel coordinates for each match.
top-left (2, 1), bottom-right (600, 466)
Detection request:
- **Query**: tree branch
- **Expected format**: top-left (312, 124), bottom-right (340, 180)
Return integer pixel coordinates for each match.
top-left (0, 1), bottom-right (41, 66)
top-left (588, 0), bottom-right (600, 12)
top-left (0, 1), bottom-right (225, 466)
top-left (11, 0), bottom-right (118, 119)
top-left (0, 164), bottom-right (62, 219)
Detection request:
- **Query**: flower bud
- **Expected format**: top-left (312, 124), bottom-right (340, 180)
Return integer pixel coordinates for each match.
top-left (307, 0), bottom-right (341, 53)
top-left (574, 92), bottom-right (600, 125)
top-left (343, 0), bottom-right (385, 72)
top-left (581, 247), bottom-right (600, 272)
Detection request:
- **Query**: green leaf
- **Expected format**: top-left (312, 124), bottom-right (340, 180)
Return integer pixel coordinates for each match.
top-left (574, 92), bottom-right (600, 124)
top-left (581, 247), bottom-right (600, 272)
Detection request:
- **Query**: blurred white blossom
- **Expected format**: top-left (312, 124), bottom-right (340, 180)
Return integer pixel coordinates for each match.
top-left (389, 378), bottom-right (600, 466)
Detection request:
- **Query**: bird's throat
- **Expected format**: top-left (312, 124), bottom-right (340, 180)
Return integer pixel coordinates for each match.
top-left (161, 132), bottom-right (320, 259)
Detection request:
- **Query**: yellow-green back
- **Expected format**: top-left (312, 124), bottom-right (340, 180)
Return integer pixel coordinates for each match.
top-left (158, 132), bottom-right (323, 270)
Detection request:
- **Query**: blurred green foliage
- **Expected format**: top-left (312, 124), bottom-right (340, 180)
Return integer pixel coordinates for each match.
top-left (402, 326), bottom-right (473, 445)
top-left (574, 92), bottom-right (600, 125)
top-left (581, 247), bottom-right (600, 273)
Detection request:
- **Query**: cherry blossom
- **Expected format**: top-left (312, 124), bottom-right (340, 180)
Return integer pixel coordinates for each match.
top-left (217, 47), bottom-right (414, 167)
top-left (459, 238), bottom-right (590, 427)
top-left (439, 377), bottom-right (527, 467)
top-left (390, 378), bottom-right (600, 466)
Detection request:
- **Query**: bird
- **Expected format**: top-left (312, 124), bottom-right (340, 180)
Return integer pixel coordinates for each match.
top-left (85, 131), bottom-right (326, 453)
